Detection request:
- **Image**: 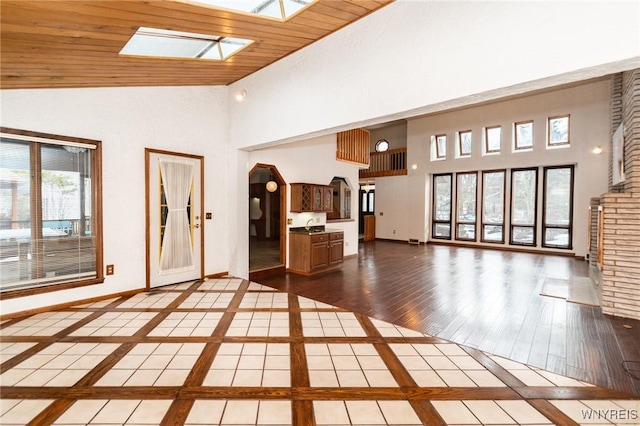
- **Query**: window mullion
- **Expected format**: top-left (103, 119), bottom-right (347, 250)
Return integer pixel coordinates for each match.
top-left (30, 142), bottom-right (46, 279)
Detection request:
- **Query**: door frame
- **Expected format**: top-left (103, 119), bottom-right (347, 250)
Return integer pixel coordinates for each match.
top-left (145, 148), bottom-right (205, 290)
top-left (248, 163), bottom-right (287, 268)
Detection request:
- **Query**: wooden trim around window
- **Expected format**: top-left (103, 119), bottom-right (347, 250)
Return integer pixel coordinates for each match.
top-left (509, 167), bottom-right (538, 247)
top-left (432, 173), bottom-right (452, 240)
top-left (480, 169), bottom-right (506, 244)
top-left (484, 125), bottom-right (502, 154)
top-left (0, 127), bottom-right (104, 299)
top-left (514, 120), bottom-right (534, 151)
top-left (435, 134), bottom-right (447, 159)
top-left (541, 165), bottom-right (574, 249)
top-left (458, 130), bottom-right (472, 157)
top-left (547, 114), bottom-right (571, 147)
top-left (455, 171), bottom-right (478, 242)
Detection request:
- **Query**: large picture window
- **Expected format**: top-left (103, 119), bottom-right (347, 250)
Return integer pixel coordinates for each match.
top-left (543, 165), bottom-right (574, 249)
top-left (455, 172), bottom-right (477, 241)
top-left (432, 174), bottom-right (452, 239)
top-left (510, 168), bottom-right (538, 246)
top-left (0, 128), bottom-right (102, 296)
top-left (481, 170), bottom-right (505, 243)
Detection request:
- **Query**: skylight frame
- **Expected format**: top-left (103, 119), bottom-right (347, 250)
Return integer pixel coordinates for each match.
top-left (119, 27), bottom-right (253, 61)
top-left (179, 0), bottom-right (317, 22)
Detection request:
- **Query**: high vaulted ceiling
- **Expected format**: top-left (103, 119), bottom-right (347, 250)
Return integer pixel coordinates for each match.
top-left (1, 0), bottom-right (392, 90)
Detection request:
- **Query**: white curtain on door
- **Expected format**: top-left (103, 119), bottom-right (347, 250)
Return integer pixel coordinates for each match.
top-left (158, 159), bottom-right (194, 275)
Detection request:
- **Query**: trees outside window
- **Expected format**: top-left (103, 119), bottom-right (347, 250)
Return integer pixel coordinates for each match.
top-left (458, 130), bottom-right (472, 157)
top-left (514, 121), bottom-right (533, 151)
top-left (0, 128), bottom-right (102, 296)
top-left (543, 165), bottom-right (574, 249)
top-left (481, 170), bottom-right (505, 243)
top-left (510, 168), bottom-right (537, 246)
top-left (548, 115), bottom-right (570, 147)
top-left (432, 174), bottom-right (452, 239)
top-left (456, 172), bottom-right (477, 241)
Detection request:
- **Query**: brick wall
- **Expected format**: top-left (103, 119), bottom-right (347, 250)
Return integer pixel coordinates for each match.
top-left (600, 193), bottom-right (640, 319)
top-left (588, 197), bottom-right (600, 267)
top-left (610, 74), bottom-right (623, 192)
top-left (622, 70), bottom-right (640, 193)
top-left (600, 69), bottom-right (640, 320)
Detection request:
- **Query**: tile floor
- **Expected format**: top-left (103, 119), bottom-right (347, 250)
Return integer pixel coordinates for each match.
top-left (0, 278), bottom-right (638, 425)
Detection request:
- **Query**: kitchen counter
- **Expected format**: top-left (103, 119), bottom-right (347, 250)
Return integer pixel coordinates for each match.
top-left (289, 226), bottom-right (342, 235)
top-left (288, 227), bottom-right (344, 275)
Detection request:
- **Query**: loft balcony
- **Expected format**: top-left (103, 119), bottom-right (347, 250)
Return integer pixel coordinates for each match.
top-left (359, 148), bottom-right (407, 179)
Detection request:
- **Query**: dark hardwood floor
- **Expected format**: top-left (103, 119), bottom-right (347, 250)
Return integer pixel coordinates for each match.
top-left (257, 240), bottom-right (640, 396)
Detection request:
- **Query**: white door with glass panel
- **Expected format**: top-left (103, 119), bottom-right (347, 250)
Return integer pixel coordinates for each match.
top-left (147, 150), bottom-right (202, 288)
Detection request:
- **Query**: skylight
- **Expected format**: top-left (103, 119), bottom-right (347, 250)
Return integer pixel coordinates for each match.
top-left (120, 28), bottom-right (252, 61)
top-left (188, 0), bottom-right (315, 20)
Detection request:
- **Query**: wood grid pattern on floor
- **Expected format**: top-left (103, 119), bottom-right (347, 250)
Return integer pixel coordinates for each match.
top-left (258, 242), bottom-right (640, 397)
top-left (1, 278), bottom-right (638, 425)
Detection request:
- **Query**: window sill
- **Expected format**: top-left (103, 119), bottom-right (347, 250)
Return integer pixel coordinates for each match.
top-left (0, 277), bottom-right (104, 300)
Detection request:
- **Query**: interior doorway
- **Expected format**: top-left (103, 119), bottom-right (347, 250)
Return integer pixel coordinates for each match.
top-left (248, 164), bottom-right (286, 280)
top-left (359, 182), bottom-right (375, 242)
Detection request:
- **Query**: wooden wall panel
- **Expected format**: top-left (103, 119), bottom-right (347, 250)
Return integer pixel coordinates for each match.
top-left (336, 128), bottom-right (370, 166)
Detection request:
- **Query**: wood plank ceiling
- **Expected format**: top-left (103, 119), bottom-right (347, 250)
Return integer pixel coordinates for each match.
top-left (0, 0), bottom-right (393, 89)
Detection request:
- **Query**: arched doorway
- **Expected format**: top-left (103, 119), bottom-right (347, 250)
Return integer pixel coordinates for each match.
top-left (248, 164), bottom-right (286, 280)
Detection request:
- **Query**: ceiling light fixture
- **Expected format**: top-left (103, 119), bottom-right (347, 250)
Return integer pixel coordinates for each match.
top-left (235, 90), bottom-right (247, 102)
top-left (266, 180), bottom-right (278, 192)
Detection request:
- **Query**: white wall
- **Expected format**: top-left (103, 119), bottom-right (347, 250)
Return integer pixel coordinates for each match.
top-left (245, 135), bottom-right (360, 268)
top-left (0, 86), bottom-right (229, 315)
top-left (225, 0), bottom-right (638, 266)
top-left (228, 0), bottom-right (640, 150)
top-left (369, 121), bottom-right (407, 152)
top-left (2, 1), bottom-right (638, 313)
top-left (381, 79), bottom-right (611, 256)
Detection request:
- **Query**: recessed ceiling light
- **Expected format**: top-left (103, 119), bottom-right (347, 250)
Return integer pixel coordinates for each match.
top-left (120, 27), bottom-right (252, 61)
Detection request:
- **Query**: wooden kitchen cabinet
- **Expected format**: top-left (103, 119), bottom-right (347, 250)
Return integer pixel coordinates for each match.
top-left (290, 183), bottom-right (333, 213)
top-left (323, 186), bottom-right (333, 213)
top-left (310, 237), bottom-right (330, 271)
top-left (328, 231), bottom-right (344, 265)
top-left (289, 231), bottom-right (343, 275)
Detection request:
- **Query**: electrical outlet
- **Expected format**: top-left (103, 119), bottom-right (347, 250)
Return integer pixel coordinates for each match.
top-left (393, 229), bottom-right (396, 234)
top-left (106, 264), bottom-right (114, 275)
top-left (345, 241), bottom-right (349, 246)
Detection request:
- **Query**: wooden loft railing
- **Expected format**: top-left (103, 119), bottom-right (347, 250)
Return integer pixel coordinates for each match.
top-left (337, 128), bottom-right (370, 166)
top-left (360, 148), bottom-right (407, 178)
